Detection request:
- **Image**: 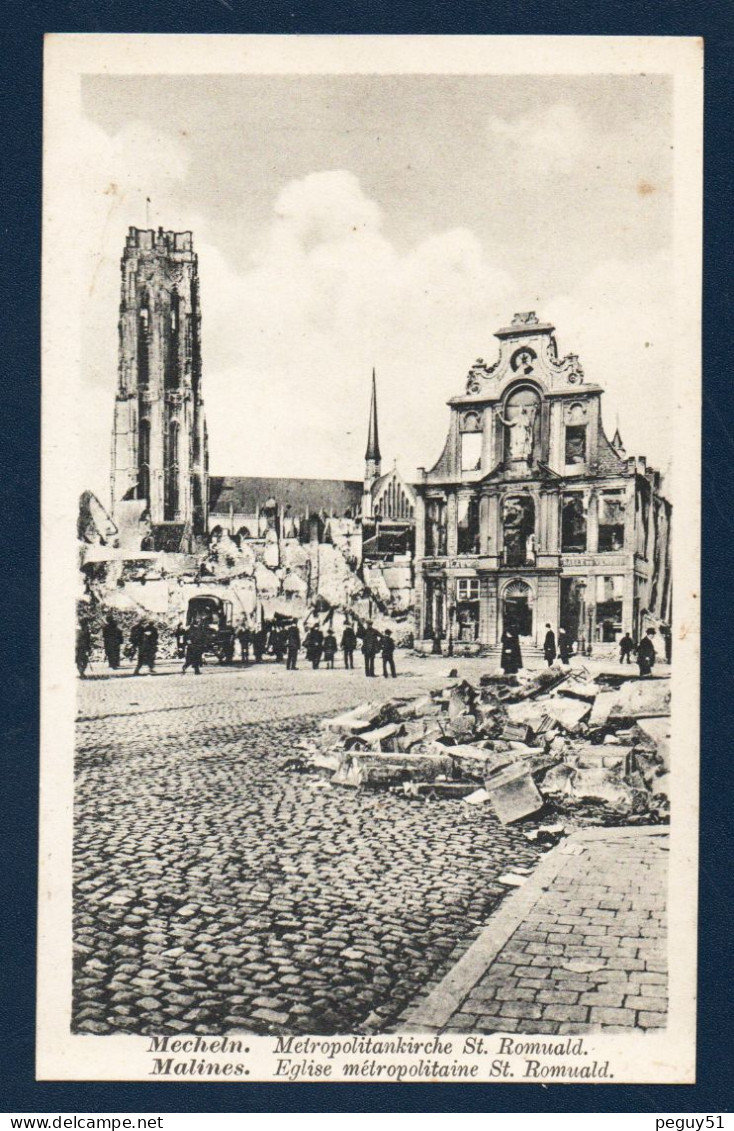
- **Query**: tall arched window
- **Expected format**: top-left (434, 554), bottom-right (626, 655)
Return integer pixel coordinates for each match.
top-left (137, 298), bottom-right (150, 387)
top-left (165, 290), bottom-right (180, 388)
top-left (165, 420), bottom-right (180, 520)
top-left (138, 419), bottom-right (151, 502)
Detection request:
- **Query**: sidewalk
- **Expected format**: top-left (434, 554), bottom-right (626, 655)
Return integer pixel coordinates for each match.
top-left (399, 825), bottom-right (668, 1035)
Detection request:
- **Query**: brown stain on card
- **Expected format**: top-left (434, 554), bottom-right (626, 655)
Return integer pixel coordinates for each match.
top-left (637, 181), bottom-right (656, 197)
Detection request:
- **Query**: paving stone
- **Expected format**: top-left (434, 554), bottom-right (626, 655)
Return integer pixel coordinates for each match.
top-left (589, 1006), bottom-right (637, 1026)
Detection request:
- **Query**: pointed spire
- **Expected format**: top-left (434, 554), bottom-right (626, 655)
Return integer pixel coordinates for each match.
top-left (611, 424), bottom-right (624, 452)
top-left (365, 368), bottom-right (381, 464)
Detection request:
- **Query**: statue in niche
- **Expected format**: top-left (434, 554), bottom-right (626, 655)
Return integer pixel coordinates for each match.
top-left (499, 403), bottom-right (538, 460)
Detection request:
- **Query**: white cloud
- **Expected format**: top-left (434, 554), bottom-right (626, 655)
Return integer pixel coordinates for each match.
top-left (77, 122), bottom-right (672, 503)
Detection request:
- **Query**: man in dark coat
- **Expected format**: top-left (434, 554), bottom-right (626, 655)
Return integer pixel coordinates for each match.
top-left (76, 619), bottom-right (93, 678)
top-left (308, 626), bottom-right (324, 670)
top-left (558, 627), bottom-right (572, 665)
top-left (361, 622), bottom-right (379, 677)
top-left (174, 621), bottom-right (187, 659)
top-left (637, 628), bottom-right (657, 678)
top-left (102, 613), bottom-right (123, 670)
top-left (252, 625), bottom-right (266, 663)
top-left (543, 624), bottom-right (557, 667)
top-left (182, 616), bottom-right (207, 675)
top-left (381, 629), bottom-right (397, 678)
top-left (341, 623), bottom-right (356, 669)
top-left (272, 627), bottom-right (286, 664)
top-left (500, 628), bottom-right (522, 674)
top-left (237, 619), bottom-right (250, 663)
top-left (323, 630), bottom-right (338, 669)
top-left (134, 620), bottom-right (158, 675)
top-left (286, 623), bottom-right (301, 671)
top-left (619, 632), bottom-right (635, 664)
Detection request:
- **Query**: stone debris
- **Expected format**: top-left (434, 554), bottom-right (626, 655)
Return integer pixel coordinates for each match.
top-left (291, 666), bottom-right (672, 828)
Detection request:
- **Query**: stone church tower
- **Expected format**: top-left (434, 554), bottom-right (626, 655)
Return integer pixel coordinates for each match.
top-left (111, 227), bottom-right (208, 551)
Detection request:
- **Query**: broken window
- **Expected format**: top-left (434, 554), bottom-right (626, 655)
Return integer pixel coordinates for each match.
top-left (595, 574), bottom-right (624, 642)
top-left (457, 495), bottom-right (480, 555)
top-left (461, 431), bottom-right (482, 474)
top-left (561, 494), bottom-right (587, 552)
top-left (502, 495), bottom-right (535, 568)
top-left (598, 492), bottom-right (626, 551)
top-left (456, 577), bottom-right (480, 642)
top-left (565, 424), bottom-right (586, 466)
top-left (425, 499), bottom-right (447, 557)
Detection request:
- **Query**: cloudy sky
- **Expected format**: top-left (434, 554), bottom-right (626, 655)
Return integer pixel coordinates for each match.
top-left (79, 73), bottom-right (673, 504)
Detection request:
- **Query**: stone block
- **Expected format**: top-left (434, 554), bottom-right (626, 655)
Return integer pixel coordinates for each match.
top-left (332, 750), bottom-right (454, 788)
top-left (484, 764), bottom-right (544, 824)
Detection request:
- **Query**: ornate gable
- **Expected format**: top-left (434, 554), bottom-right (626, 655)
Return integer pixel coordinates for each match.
top-left (464, 312), bottom-right (589, 399)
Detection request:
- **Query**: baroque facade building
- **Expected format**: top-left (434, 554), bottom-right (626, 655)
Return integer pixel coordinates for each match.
top-left (414, 313), bottom-right (672, 656)
top-left (111, 228), bottom-right (209, 551)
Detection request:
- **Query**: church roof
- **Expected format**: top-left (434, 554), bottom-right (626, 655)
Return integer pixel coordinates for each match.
top-left (209, 476), bottom-right (363, 518)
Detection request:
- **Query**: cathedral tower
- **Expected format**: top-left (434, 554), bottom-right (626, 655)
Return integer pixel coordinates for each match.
top-left (363, 368), bottom-right (382, 521)
top-left (111, 227), bottom-right (208, 550)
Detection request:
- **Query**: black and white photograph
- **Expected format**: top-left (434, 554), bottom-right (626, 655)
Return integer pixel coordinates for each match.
top-left (39, 35), bottom-right (702, 1083)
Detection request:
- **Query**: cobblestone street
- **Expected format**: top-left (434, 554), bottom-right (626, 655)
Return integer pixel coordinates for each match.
top-left (73, 655), bottom-right (547, 1037)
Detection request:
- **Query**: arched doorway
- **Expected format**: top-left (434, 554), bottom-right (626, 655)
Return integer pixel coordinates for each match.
top-left (502, 578), bottom-right (534, 640)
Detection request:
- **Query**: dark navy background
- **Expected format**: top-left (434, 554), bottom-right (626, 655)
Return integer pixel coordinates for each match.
top-left (2, 0), bottom-right (731, 1113)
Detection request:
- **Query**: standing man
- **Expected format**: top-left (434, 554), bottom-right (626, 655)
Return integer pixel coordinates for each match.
top-left (134, 620), bottom-right (158, 675)
top-left (252, 624), bottom-right (266, 663)
top-left (182, 616), bottom-right (207, 675)
top-left (102, 613), bottom-right (123, 670)
top-left (637, 628), bottom-right (657, 678)
top-left (362, 621), bottom-right (379, 678)
top-left (619, 631), bottom-right (635, 665)
top-left (381, 629), bottom-right (397, 679)
top-left (323, 629), bottom-right (338, 669)
top-left (500, 627), bottom-right (522, 674)
top-left (286, 622), bottom-right (301, 671)
top-left (237, 618), bottom-right (250, 664)
top-left (340, 622), bottom-right (356, 670)
top-left (76, 618), bottom-right (93, 678)
top-left (174, 620), bottom-right (187, 660)
top-left (557, 627), bottom-right (572, 665)
top-left (543, 623), bottom-right (557, 667)
top-left (272, 627), bottom-right (286, 664)
top-left (308, 625), bottom-right (324, 670)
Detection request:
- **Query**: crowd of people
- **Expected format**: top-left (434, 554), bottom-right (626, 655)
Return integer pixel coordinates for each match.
top-left (77, 610), bottom-right (666, 682)
top-left (226, 616), bottom-right (398, 679)
top-left (76, 611), bottom-right (400, 680)
top-left (499, 622), bottom-right (665, 680)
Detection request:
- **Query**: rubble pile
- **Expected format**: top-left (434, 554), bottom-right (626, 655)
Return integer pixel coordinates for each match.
top-left (291, 666), bottom-right (671, 828)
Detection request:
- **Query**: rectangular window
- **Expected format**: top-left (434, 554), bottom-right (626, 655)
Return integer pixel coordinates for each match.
top-left (561, 494), bottom-right (587, 552)
top-left (457, 496), bottom-right (480, 554)
top-left (565, 425), bottom-right (586, 466)
top-left (457, 578), bottom-right (479, 601)
top-left (425, 499), bottom-right (447, 557)
top-left (461, 431), bottom-right (482, 474)
top-left (598, 493), bottom-right (626, 551)
top-left (595, 574), bottom-right (624, 642)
